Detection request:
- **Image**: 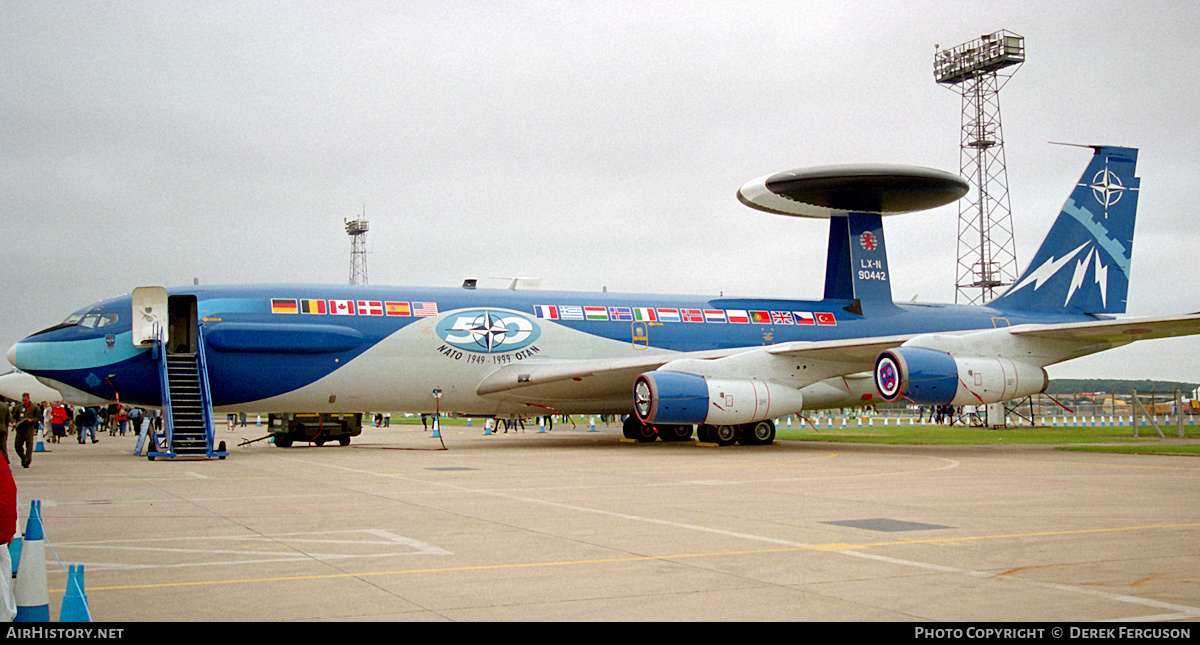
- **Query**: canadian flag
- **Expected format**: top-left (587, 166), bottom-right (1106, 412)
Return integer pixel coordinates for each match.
top-left (329, 300), bottom-right (356, 315)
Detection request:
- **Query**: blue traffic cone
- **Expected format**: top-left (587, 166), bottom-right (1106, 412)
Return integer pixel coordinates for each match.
top-left (14, 501), bottom-right (48, 622)
top-left (8, 538), bottom-right (20, 578)
top-left (58, 564), bottom-right (91, 622)
top-left (34, 428), bottom-right (45, 453)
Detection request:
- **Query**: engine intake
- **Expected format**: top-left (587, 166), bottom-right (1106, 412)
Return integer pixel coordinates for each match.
top-left (633, 371), bottom-right (804, 426)
top-left (874, 347), bottom-right (1047, 405)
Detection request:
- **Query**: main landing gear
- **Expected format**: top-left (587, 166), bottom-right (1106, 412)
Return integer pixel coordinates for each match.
top-left (623, 417), bottom-right (775, 446)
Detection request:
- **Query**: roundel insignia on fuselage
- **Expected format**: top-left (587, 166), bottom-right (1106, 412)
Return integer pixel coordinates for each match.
top-left (435, 309), bottom-right (541, 354)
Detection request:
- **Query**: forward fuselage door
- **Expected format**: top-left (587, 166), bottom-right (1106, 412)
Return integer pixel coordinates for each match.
top-left (131, 286), bottom-right (169, 347)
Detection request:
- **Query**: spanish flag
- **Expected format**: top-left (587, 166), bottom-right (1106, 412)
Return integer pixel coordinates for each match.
top-left (385, 302), bottom-right (411, 316)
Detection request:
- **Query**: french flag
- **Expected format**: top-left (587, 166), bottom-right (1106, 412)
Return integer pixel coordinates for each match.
top-left (534, 305), bottom-right (559, 319)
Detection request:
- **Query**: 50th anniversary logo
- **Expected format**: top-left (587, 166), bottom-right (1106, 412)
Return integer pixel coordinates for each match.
top-left (434, 309), bottom-right (542, 365)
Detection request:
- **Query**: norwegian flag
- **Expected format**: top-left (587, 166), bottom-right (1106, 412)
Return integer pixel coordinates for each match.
top-left (357, 300), bottom-right (384, 316)
top-left (329, 300), bottom-right (356, 315)
top-left (682, 309), bottom-right (704, 323)
top-left (771, 311), bottom-right (794, 325)
top-left (815, 312), bottom-right (837, 326)
top-left (412, 302), bottom-right (439, 317)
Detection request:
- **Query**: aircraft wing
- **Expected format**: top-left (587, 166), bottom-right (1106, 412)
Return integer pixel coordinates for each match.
top-left (476, 333), bottom-right (920, 407)
top-left (1007, 313), bottom-right (1200, 343)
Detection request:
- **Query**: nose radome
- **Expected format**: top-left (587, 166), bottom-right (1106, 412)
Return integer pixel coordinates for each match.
top-left (6, 342), bottom-right (16, 369)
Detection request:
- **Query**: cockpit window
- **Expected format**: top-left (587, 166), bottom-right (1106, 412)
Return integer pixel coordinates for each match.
top-left (62, 312), bottom-right (119, 329)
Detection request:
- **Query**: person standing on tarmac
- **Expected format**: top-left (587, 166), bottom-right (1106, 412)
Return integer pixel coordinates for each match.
top-left (13, 394), bottom-right (40, 469)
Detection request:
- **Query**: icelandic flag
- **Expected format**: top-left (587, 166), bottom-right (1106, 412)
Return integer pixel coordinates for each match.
top-left (682, 309), bottom-right (704, 323)
top-left (609, 306), bottom-right (633, 321)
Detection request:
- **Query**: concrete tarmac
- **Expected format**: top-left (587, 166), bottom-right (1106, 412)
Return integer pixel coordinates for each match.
top-left (10, 422), bottom-right (1200, 622)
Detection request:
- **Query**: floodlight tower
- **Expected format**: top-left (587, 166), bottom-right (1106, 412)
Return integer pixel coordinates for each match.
top-left (935, 30), bottom-right (1024, 304)
top-left (345, 213), bottom-right (369, 285)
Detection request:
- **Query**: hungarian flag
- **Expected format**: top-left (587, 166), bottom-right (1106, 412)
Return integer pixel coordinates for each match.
top-left (584, 306), bottom-right (608, 321)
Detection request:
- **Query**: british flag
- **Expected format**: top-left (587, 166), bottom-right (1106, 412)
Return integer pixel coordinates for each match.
top-left (771, 311), bottom-right (794, 325)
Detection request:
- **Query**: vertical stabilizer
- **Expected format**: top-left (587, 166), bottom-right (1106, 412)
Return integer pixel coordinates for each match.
top-left (990, 146), bottom-right (1139, 315)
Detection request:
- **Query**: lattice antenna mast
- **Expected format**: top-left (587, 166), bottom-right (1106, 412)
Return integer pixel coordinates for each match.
top-left (935, 30), bottom-right (1024, 304)
top-left (346, 208), bottom-right (369, 285)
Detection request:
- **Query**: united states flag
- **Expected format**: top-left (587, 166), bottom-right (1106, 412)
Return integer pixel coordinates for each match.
top-left (412, 302), bottom-right (439, 317)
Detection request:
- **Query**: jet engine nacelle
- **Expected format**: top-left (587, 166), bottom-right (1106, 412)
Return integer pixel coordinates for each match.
top-left (873, 347), bottom-right (1047, 405)
top-left (633, 371), bottom-right (805, 426)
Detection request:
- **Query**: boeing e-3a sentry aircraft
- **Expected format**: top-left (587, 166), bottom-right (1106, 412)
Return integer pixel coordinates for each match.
top-left (9, 145), bottom-right (1200, 448)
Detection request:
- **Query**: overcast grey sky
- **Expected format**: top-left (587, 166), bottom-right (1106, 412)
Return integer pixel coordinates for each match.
top-left (3, 1), bottom-right (1199, 383)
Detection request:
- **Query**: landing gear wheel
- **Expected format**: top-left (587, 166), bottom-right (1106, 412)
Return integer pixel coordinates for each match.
top-left (659, 425), bottom-right (694, 442)
top-left (338, 435), bottom-right (351, 446)
top-left (623, 416), bottom-right (657, 442)
top-left (697, 425), bottom-right (716, 443)
top-left (740, 420), bottom-right (776, 446)
top-left (713, 424), bottom-right (739, 447)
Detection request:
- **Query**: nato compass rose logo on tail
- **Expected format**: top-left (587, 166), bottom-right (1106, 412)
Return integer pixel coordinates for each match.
top-left (1080, 165), bottom-right (1136, 218)
top-left (436, 309), bottom-right (540, 354)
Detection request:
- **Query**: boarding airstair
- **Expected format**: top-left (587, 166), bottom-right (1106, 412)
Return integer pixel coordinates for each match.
top-left (145, 324), bottom-right (227, 460)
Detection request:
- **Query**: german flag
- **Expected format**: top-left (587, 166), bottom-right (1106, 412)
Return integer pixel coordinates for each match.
top-left (271, 298), bottom-right (298, 314)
